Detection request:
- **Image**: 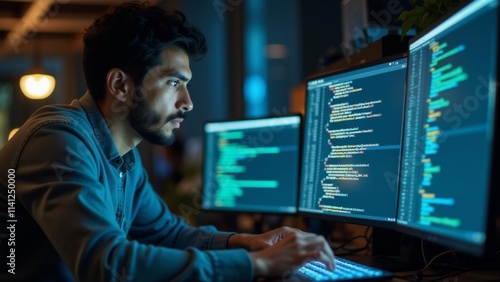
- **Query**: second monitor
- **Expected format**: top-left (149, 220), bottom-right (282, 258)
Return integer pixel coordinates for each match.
top-left (299, 55), bottom-right (408, 228)
top-left (201, 115), bottom-right (302, 214)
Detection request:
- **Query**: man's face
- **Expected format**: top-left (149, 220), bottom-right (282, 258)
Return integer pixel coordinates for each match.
top-left (127, 46), bottom-right (193, 146)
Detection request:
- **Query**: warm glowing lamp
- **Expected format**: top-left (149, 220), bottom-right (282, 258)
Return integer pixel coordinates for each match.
top-left (19, 41), bottom-right (55, 99)
top-left (19, 74), bottom-right (55, 99)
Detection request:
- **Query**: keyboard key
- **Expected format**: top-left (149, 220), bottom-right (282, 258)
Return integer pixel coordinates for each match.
top-left (292, 257), bottom-right (393, 281)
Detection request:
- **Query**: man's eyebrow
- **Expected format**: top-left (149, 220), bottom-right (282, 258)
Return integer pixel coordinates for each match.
top-left (160, 71), bottom-right (190, 82)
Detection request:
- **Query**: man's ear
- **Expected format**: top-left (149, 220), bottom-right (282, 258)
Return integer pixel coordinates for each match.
top-left (106, 68), bottom-right (134, 102)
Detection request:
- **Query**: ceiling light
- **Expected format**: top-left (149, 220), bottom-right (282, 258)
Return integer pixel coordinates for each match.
top-left (19, 40), bottom-right (55, 99)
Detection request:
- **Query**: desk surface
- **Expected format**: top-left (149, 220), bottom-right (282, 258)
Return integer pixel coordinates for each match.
top-left (261, 253), bottom-right (500, 281)
top-left (392, 269), bottom-right (500, 281)
top-left (340, 254), bottom-right (500, 281)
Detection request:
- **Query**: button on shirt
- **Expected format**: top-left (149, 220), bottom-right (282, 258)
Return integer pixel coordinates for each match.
top-left (0, 92), bottom-right (253, 281)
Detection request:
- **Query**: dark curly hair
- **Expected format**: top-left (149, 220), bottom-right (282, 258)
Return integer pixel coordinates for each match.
top-left (82, 1), bottom-right (207, 102)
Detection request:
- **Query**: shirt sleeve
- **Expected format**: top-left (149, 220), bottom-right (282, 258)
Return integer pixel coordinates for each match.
top-left (14, 122), bottom-right (254, 282)
top-left (127, 160), bottom-right (233, 250)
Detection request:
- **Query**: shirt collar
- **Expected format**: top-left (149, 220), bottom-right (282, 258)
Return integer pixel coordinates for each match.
top-left (73, 91), bottom-right (137, 171)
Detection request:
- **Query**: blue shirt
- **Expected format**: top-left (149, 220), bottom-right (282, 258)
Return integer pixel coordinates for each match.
top-left (0, 92), bottom-right (253, 281)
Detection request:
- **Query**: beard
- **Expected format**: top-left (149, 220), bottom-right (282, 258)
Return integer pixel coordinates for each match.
top-left (127, 98), bottom-right (185, 146)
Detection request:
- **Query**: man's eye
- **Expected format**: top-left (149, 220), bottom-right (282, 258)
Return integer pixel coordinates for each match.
top-left (167, 80), bottom-right (180, 87)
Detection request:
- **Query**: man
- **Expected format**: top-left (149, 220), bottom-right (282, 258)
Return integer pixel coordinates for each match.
top-left (0, 1), bottom-right (334, 281)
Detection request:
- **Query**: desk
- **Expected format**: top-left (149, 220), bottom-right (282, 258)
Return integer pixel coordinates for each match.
top-left (342, 254), bottom-right (500, 281)
top-left (261, 253), bottom-right (500, 281)
top-left (392, 269), bottom-right (500, 281)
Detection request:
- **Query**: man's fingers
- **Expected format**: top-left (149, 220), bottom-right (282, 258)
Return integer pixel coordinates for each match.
top-left (301, 236), bottom-right (335, 270)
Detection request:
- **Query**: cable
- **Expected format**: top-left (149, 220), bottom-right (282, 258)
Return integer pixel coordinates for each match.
top-left (329, 226), bottom-right (372, 254)
top-left (418, 249), bottom-right (455, 273)
top-left (421, 239), bottom-right (427, 265)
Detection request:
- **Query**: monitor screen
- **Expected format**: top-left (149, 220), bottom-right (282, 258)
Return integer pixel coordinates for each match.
top-left (396, 0), bottom-right (499, 257)
top-left (298, 55), bottom-right (408, 228)
top-left (201, 115), bottom-right (301, 214)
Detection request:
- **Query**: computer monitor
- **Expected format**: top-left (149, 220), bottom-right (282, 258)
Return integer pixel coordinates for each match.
top-left (298, 55), bottom-right (408, 229)
top-left (396, 0), bottom-right (499, 257)
top-left (201, 115), bottom-right (301, 214)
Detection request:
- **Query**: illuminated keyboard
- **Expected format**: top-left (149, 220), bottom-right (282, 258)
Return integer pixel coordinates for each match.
top-left (291, 257), bottom-right (393, 281)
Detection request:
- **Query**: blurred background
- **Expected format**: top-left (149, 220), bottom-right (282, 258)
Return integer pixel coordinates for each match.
top-left (0, 0), bottom-right (413, 234)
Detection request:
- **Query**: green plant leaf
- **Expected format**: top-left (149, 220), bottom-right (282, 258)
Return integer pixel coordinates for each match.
top-left (398, 0), bottom-right (464, 39)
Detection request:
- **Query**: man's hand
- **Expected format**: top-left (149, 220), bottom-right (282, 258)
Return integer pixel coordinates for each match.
top-left (227, 226), bottom-right (335, 278)
top-left (227, 226), bottom-right (300, 251)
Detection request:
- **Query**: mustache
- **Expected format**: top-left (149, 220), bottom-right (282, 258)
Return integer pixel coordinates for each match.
top-left (165, 111), bottom-right (186, 124)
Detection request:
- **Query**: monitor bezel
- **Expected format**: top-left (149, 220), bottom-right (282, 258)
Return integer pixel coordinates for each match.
top-left (297, 54), bottom-right (408, 229)
top-left (394, 0), bottom-right (500, 258)
top-left (200, 113), bottom-right (303, 215)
